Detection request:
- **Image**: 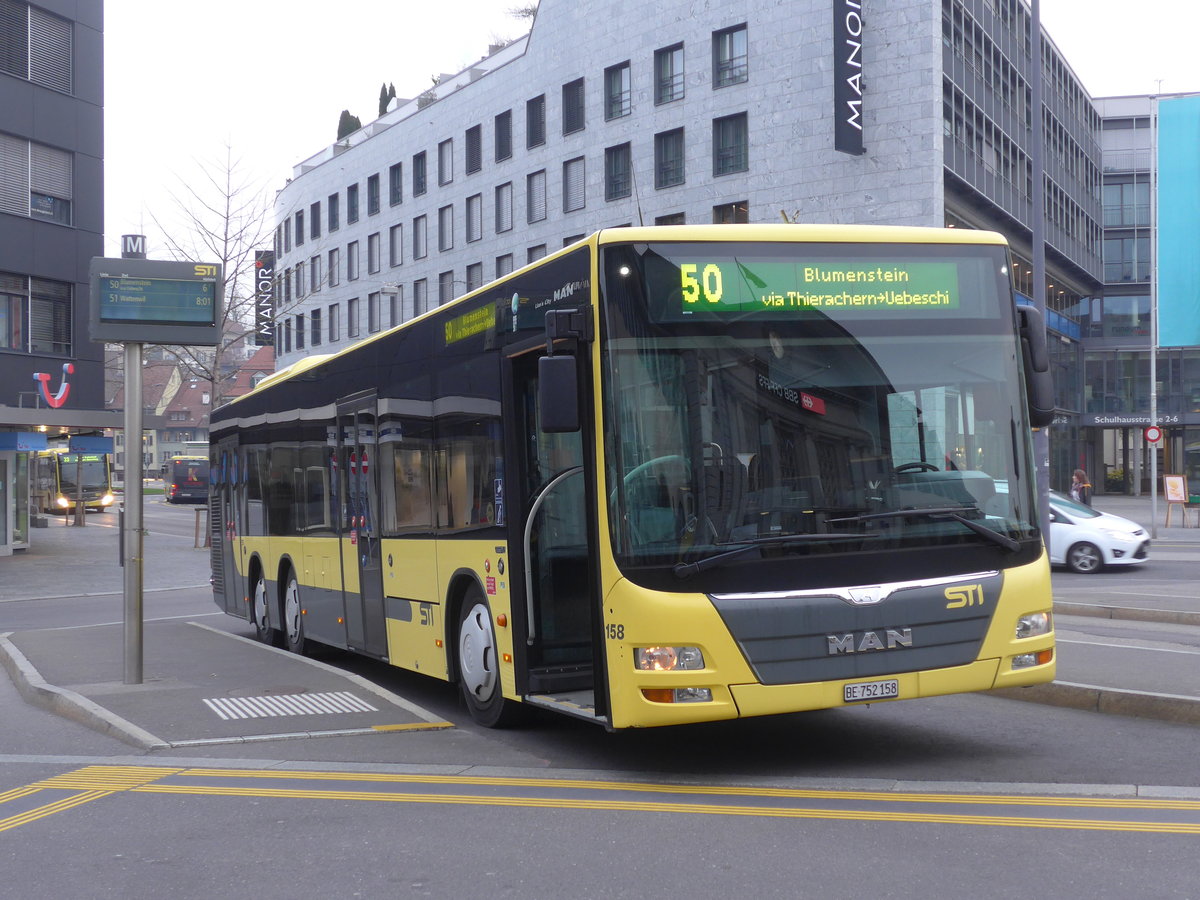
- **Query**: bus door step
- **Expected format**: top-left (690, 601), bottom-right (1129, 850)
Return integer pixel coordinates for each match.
top-left (525, 690), bottom-right (607, 725)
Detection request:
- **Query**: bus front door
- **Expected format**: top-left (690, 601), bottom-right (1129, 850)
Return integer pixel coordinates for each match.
top-left (212, 440), bottom-right (244, 617)
top-left (508, 348), bottom-right (603, 718)
top-left (338, 396), bottom-right (387, 659)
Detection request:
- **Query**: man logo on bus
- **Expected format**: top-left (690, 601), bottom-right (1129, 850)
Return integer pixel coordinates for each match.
top-left (33, 363), bottom-right (73, 409)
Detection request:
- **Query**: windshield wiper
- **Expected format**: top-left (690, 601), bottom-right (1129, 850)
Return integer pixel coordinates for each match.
top-left (673, 533), bottom-right (872, 579)
top-left (827, 507), bottom-right (1021, 553)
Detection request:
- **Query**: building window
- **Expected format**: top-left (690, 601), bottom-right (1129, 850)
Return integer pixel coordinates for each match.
top-left (466, 194), bottom-right (482, 242)
top-left (294, 263), bottom-right (304, 298)
top-left (327, 193), bottom-right (339, 231)
top-left (495, 110), bottom-right (512, 161)
top-left (283, 320), bottom-right (292, 353)
top-left (562, 78), bottom-right (585, 134)
top-left (563, 157), bottom-right (585, 212)
top-left (495, 254), bottom-right (514, 279)
top-left (713, 201), bottom-right (749, 223)
top-left (655, 213), bottom-right (685, 226)
top-left (413, 151), bottom-right (427, 196)
top-left (438, 205), bottom-right (454, 252)
top-left (295, 314), bottom-right (305, 349)
top-left (347, 241), bottom-right (360, 280)
top-left (605, 143), bottom-right (631, 200)
top-left (310, 255), bottom-right (322, 292)
top-left (387, 288), bottom-right (402, 327)
top-left (368, 291), bottom-right (380, 333)
top-left (527, 170), bottom-right (547, 222)
top-left (604, 62), bottom-right (631, 120)
top-left (713, 24), bottom-right (748, 87)
top-left (389, 162), bottom-right (403, 205)
top-left (713, 112), bottom-right (749, 175)
top-left (367, 173), bottom-right (380, 215)
top-left (1, 4), bottom-right (72, 92)
top-left (328, 248), bottom-right (340, 287)
top-left (310, 308), bottom-right (322, 346)
top-left (328, 303), bottom-right (340, 342)
top-left (310, 201), bottom-right (321, 239)
top-left (654, 43), bottom-right (684, 104)
top-left (439, 271), bottom-right (455, 305)
top-left (389, 223), bottom-right (404, 267)
top-left (466, 262), bottom-right (483, 292)
top-left (0, 135), bottom-right (73, 224)
top-left (465, 124), bottom-right (482, 175)
top-left (368, 232), bottom-right (380, 274)
top-left (527, 245), bottom-right (547, 264)
top-left (294, 210), bottom-right (304, 246)
top-left (347, 297), bottom-right (359, 338)
top-left (0, 272), bottom-right (72, 355)
top-left (495, 182), bottom-right (513, 232)
top-left (655, 128), bottom-right (685, 188)
top-left (283, 268), bottom-right (291, 304)
top-left (1103, 236), bottom-right (1151, 283)
top-left (413, 279), bottom-right (427, 316)
top-left (438, 139), bottom-right (453, 186)
top-left (526, 95), bottom-right (546, 148)
top-left (413, 215), bottom-right (428, 258)
top-left (347, 183), bottom-right (359, 223)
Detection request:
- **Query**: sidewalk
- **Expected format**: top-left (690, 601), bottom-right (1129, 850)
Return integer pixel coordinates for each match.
top-left (1, 495), bottom-right (1198, 749)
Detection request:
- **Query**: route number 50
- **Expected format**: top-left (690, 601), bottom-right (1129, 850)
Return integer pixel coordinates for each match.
top-left (681, 263), bottom-right (724, 304)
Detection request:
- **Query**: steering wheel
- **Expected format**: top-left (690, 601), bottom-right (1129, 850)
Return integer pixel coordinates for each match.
top-left (618, 455), bottom-right (714, 545)
top-left (894, 461), bottom-right (939, 473)
top-left (622, 454), bottom-right (690, 486)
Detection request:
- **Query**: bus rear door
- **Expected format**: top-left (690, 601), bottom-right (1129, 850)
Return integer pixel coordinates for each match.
top-left (337, 394), bottom-right (387, 659)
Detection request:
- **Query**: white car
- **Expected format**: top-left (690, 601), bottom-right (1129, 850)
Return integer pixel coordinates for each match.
top-left (1048, 491), bottom-right (1150, 574)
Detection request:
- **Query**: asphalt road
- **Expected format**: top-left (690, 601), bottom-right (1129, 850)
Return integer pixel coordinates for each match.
top-left (3, 497), bottom-right (1199, 899)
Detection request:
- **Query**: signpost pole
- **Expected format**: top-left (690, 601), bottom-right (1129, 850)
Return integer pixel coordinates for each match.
top-left (123, 341), bottom-right (144, 684)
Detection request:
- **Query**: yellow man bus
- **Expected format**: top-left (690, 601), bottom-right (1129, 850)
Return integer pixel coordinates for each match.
top-left (32, 448), bottom-right (115, 514)
top-left (209, 225), bottom-right (1056, 729)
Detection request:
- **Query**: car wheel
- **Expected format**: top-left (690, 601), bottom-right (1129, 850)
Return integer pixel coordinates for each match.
top-left (252, 575), bottom-right (280, 645)
top-left (283, 573), bottom-right (308, 655)
top-left (456, 587), bottom-right (518, 727)
top-left (1066, 541), bottom-right (1103, 574)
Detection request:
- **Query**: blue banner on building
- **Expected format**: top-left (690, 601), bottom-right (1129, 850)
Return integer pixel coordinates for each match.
top-left (1157, 95), bottom-right (1200, 348)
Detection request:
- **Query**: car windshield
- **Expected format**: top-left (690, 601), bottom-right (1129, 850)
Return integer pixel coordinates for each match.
top-left (600, 240), bottom-right (1040, 573)
top-left (1050, 490), bottom-right (1101, 519)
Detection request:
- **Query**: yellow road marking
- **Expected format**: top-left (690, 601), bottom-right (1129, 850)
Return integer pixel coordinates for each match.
top-left (0, 790), bottom-right (113, 834)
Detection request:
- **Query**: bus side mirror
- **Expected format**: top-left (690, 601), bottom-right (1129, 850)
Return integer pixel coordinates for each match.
top-left (1018, 305), bottom-right (1055, 428)
top-left (539, 355), bottom-right (580, 433)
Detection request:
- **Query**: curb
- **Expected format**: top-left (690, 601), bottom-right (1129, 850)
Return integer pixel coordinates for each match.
top-left (1054, 601), bottom-right (1200, 628)
top-left (991, 681), bottom-right (1200, 727)
top-left (0, 632), bottom-right (169, 751)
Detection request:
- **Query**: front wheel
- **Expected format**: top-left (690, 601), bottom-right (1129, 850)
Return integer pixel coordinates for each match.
top-left (1066, 541), bottom-right (1103, 574)
top-left (457, 589), bottom-right (517, 727)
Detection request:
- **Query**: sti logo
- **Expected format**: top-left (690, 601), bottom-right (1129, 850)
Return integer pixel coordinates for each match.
top-left (193, 264), bottom-right (218, 277)
top-left (33, 363), bottom-right (73, 409)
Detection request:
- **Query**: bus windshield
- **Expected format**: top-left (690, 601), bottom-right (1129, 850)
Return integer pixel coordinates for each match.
top-left (58, 455), bottom-right (109, 492)
top-left (170, 459), bottom-right (209, 485)
top-left (601, 240), bottom-right (1038, 575)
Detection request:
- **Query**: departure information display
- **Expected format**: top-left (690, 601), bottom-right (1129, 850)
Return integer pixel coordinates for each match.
top-left (99, 276), bottom-right (217, 325)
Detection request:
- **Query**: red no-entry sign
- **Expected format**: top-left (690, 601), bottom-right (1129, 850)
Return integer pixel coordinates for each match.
top-left (1144, 425), bottom-right (1163, 443)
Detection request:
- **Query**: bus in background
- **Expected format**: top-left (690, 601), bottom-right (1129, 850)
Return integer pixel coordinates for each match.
top-left (164, 455), bottom-right (210, 504)
top-left (32, 448), bottom-right (115, 514)
top-left (209, 224), bottom-right (1057, 730)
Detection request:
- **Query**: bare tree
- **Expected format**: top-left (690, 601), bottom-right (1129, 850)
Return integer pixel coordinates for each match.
top-left (508, 4), bottom-right (538, 19)
top-left (146, 144), bottom-right (273, 409)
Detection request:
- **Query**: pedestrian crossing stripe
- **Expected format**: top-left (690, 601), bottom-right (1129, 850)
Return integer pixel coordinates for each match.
top-left (202, 691), bottom-right (378, 720)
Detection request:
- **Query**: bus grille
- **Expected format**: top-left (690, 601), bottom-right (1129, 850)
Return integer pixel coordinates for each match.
top-left (708, 573), bottom-right (1002, 685)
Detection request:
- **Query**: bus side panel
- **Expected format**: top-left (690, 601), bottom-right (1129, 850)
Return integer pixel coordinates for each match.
top-left (299, 535), bottom-right (348, 647)
top-left (382, 538), bottom-right (448, 679)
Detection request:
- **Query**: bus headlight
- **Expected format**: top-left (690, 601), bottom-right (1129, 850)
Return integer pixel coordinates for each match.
top-left (634, 646), bottom-right (704, 671)
top-left (55, 496), bottom-right (70, 508)
top-left (1015, 612), bottom-right (1052, 639)
top-left (100, 494), bottom-right (115, 506)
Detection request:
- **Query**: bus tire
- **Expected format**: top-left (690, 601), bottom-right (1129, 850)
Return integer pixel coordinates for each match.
top-left (283, 572), bottom-right (308, 655)
top-left (252, 575), bottom-right (280, 646)
top-left (456, 587), bottom-right (517, 728)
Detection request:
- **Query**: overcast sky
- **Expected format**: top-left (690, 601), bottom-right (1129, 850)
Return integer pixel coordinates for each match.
top-left (102, 0), bottom-right (1199, 258)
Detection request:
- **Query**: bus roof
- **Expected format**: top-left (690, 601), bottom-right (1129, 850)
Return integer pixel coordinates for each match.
top-left (218, 224), bottom-right (1008, 412)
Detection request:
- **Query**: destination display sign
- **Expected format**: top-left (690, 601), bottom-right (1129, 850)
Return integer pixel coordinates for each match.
top-left (99, 276), bottom-right (217, 325)
top-left (89, 257), bottom-right (223, 346)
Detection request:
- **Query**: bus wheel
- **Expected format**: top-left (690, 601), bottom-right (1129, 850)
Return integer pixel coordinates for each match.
top-left (283, 573), bottom-right (308, 655)
top-left (456, 588), bottom-right (515, 727)
top-left (252, 576), bottom-right (279, 645)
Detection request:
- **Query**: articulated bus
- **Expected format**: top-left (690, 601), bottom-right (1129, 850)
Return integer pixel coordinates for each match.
top-left (32, 448), bottom-right (116, 514)
top-left (209, 224), bottom-right (1057, 729)
top-left (164, 455), bottom-right (210, 504)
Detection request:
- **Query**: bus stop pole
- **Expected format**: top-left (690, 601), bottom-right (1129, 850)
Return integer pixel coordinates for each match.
top-left (123, 341), bottom-right (144, 684)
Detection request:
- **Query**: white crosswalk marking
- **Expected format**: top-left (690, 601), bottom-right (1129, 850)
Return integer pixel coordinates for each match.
top-left (202, 692), bottom-right (378, 721)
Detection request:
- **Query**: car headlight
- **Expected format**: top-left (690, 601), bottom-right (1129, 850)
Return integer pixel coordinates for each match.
top-left (1101, 528), bottom-right (1133, 541)
top-left (1015, 611), bottom-right (1052, 639)
top-left (634, 646), bottom-right (705, 671)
